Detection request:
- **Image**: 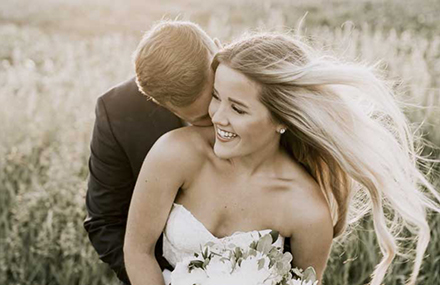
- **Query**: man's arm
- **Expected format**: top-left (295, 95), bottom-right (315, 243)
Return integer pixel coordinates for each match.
top-left (84, 96), bottom-right (133, 284)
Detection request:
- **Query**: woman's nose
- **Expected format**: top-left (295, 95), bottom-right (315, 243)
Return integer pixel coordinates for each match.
top-left (211, 103), bottom-right (228, 126)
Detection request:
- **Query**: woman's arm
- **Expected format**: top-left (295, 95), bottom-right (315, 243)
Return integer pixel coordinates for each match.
top-left (287, 184), bottom-right (334, 282)
top-left (124, 129), bottom-right (199, 285)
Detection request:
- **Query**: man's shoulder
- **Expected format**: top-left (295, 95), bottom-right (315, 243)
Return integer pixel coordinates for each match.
top-left (91, 78), bottom-right (182, 175)
top-left (96, 77), bottom-right (181, 132)
top-left (101, 77), bottom-right (138, 98)
top-left (98, 77), bottom-right (157, 113)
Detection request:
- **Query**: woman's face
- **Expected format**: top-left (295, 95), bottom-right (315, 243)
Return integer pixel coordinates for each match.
top-left (208, 64), bottom-right (281, 160)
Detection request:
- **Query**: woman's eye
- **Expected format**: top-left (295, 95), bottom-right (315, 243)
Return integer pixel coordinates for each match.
top-left (212, 93), bottom-right (220, 100)
top-left (232, 105), bottom-right (246, 115)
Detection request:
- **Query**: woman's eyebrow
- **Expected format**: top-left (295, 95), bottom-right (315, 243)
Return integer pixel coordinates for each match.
top-left (213, 87), bottom-right (249, 109)
top-left (228, 97), bottom-right (249, 109)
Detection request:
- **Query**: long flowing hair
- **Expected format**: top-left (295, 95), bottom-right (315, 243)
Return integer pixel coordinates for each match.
top-left (212, 33), bottom-right (440, 285)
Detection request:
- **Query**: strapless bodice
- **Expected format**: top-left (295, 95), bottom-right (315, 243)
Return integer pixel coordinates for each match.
top-left (162, 203), bottom-right (285, 268)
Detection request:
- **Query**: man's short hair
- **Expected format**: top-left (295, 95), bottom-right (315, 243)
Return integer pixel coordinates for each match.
top-left (133, 20), bottom-right (217, 107)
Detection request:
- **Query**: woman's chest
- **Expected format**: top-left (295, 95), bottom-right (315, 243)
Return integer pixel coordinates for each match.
top-left (175, 169), bottom-right (294, 239)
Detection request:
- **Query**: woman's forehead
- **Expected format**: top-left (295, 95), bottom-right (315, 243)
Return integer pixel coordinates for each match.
top-left (214, 65), bottom-right (260, 97)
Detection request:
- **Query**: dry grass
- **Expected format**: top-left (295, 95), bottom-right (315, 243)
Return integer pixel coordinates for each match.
top-left (1, 0), bottom-right (439, 284)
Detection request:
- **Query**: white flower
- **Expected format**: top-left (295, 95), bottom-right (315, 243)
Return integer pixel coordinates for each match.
top-left (170, 234), bottom-right (318, 285)
top-left (204, 255), bottom-right (233, 279)
top-left (232, 254), bottom-right (274, 285)
top-left (203, 273), bottom-right (243, 285)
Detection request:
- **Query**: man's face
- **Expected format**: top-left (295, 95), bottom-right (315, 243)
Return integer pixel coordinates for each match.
top-left (165, 68), bottom-right (214, 127)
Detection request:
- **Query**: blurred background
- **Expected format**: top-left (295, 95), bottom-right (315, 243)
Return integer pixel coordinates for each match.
top-left (1, 0), bottom-right (439, 284)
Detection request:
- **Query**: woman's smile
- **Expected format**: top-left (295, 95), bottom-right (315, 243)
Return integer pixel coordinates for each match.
top-left (216, 127), bottom-right (238, 142)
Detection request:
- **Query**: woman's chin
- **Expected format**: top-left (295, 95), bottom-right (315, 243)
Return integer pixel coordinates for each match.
top-left (213, 145), bottom-right (233, 160)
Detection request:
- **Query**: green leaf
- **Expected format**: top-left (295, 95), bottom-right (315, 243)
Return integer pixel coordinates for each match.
top-left (249, 241), bottom-right (258, 250)
top-left (230, 259), bottom-right (236, 273)
top-left (292, 267), bottom-right (303, 278)
top-left (269, 230), bottom-right (279, 244)
top-left (257, 258), bottom-right (266, 270)
top-left (248, 248), bottom-right (257, 257)
top-left (234, 247), bottom-right (242, 259)
top-left (303, 267), bottom-right (317, 282)
top-left (188, 260), bottom-right (204, 272)
top-left (256, 234), bottom-right (273, 255)
top-left (203, 258), bottom-right (210, 268)
top-left (268, 247), bottom-right (283, 264)
top-left (202, 246), bottom-right (210, 259)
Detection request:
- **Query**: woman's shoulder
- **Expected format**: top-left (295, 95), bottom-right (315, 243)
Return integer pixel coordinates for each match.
top-left (276, 164), bottom-right (334, 279)
top-left (157, 125), bottom-right (214, 152)
top-left (276, 161), bottom-right (333, 236)
top-left (148, 126), bottom-right (215, 168)
top-left (139, 126), bottom-right (216, 188)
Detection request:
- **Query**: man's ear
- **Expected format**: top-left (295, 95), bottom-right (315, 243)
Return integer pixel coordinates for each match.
top-left (213, 38), bottom-right (222, 50)
top-left (149, 97), bottom-right (160, 105)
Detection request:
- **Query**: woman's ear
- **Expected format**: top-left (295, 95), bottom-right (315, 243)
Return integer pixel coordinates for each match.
top-left (277, 126), bottom-right (287, 134)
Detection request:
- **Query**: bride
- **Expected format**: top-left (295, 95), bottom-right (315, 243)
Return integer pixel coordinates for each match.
top-left (124, 33), bottom-right (440, 285)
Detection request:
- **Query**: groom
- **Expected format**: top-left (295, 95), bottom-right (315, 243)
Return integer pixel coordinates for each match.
top-left (84, 20), bottom-right (218, 284)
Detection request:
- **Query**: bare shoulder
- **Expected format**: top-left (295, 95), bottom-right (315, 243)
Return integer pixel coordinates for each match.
top-left (278, 167), bottom-right (334, 278)
top-left (146, 126), bottom-right (215, 179)
top-left (283, 173), bottom-right (333, 236)
top-left (154, 126), bottom-right (214, 156)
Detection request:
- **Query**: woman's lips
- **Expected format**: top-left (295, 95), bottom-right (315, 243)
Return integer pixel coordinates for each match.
top-left (216, 127), bottom-right (237, 142)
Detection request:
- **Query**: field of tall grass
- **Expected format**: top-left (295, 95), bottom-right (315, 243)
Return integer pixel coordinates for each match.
top-left (1, 0), bottom-right (439, 284)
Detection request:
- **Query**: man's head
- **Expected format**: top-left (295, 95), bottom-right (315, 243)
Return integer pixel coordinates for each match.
top-left (133, 20), bottom-right (218, 126)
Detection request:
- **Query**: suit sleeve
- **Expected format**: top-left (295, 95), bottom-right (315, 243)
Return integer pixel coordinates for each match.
top-left (84, 96), bottom-right (133, 284)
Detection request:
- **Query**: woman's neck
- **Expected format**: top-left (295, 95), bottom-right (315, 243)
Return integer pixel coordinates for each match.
top-left (223, 138), bottom-right (285, 179)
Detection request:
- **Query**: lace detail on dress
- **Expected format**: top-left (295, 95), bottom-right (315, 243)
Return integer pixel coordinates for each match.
top-left (162, 203), bottom-right (285, 268)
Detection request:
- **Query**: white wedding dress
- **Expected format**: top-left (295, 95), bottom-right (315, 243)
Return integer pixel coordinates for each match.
top-left (162, 203), bottom-right (285, 284)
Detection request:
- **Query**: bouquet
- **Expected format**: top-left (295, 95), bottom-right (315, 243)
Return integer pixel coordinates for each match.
top-left (170, 230), bottom-right (318, 285)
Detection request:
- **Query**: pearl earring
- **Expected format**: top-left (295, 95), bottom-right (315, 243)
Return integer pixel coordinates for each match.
top-left (279, 128), bottom-right (286, 134)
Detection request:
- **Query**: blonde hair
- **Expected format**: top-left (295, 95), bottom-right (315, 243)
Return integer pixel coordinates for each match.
top-left (133, 20), bottom-right (217, 107)
top-left (212, 33), bottom-right (440, 285)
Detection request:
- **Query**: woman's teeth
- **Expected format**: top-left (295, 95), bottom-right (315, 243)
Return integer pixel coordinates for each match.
top-left (217, 128), bottom-right (237, 139)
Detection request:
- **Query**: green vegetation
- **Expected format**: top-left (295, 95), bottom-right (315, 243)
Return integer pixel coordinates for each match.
top-left (1, 0), bottom-right (439, 284)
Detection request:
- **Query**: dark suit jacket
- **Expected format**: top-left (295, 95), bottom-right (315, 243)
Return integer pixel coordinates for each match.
top-left (84, 78), bottom-right (182, 284)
